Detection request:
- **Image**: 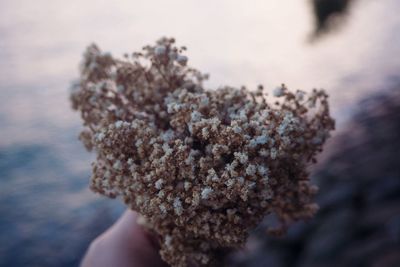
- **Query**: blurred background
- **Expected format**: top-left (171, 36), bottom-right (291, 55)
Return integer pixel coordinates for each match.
top-left (0, 0), bottom-right (399, 266)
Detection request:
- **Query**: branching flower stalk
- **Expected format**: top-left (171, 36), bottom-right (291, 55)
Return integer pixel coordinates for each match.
top-left (70, 37), bottom-right (335, 267)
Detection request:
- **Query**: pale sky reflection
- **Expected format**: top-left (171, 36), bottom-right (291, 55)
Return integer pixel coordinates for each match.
top-left (0, 0), bottom-right (399, 144)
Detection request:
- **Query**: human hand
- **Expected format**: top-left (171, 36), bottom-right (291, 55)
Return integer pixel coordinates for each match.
top-left (81, 210), bottom-right (168, 267)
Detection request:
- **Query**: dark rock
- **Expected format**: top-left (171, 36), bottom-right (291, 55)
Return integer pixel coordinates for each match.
top-left (316, 182), bottom-right (356, 210)
top-left (311, 0), bottom-right (354, 37)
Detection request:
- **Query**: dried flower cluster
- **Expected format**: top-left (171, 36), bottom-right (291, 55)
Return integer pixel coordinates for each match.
top-left (70, 37), bottom-right (335, 267)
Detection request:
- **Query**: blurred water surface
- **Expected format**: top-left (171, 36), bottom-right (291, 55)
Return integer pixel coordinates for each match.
top-left (0, 0), bottom-right (399, 266)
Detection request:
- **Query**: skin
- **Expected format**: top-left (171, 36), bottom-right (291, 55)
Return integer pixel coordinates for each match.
top-left (81, 210), bottom-right (168, 267)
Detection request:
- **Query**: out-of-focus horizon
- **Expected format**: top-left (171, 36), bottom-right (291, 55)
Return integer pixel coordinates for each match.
top-left (1, 0), bottom-right (400, 145)
top-left (1, 0), bottom-right (400, 266)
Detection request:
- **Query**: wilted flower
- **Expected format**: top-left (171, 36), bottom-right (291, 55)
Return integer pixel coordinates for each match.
top-left (71, 37), bottom-right (335, 267)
